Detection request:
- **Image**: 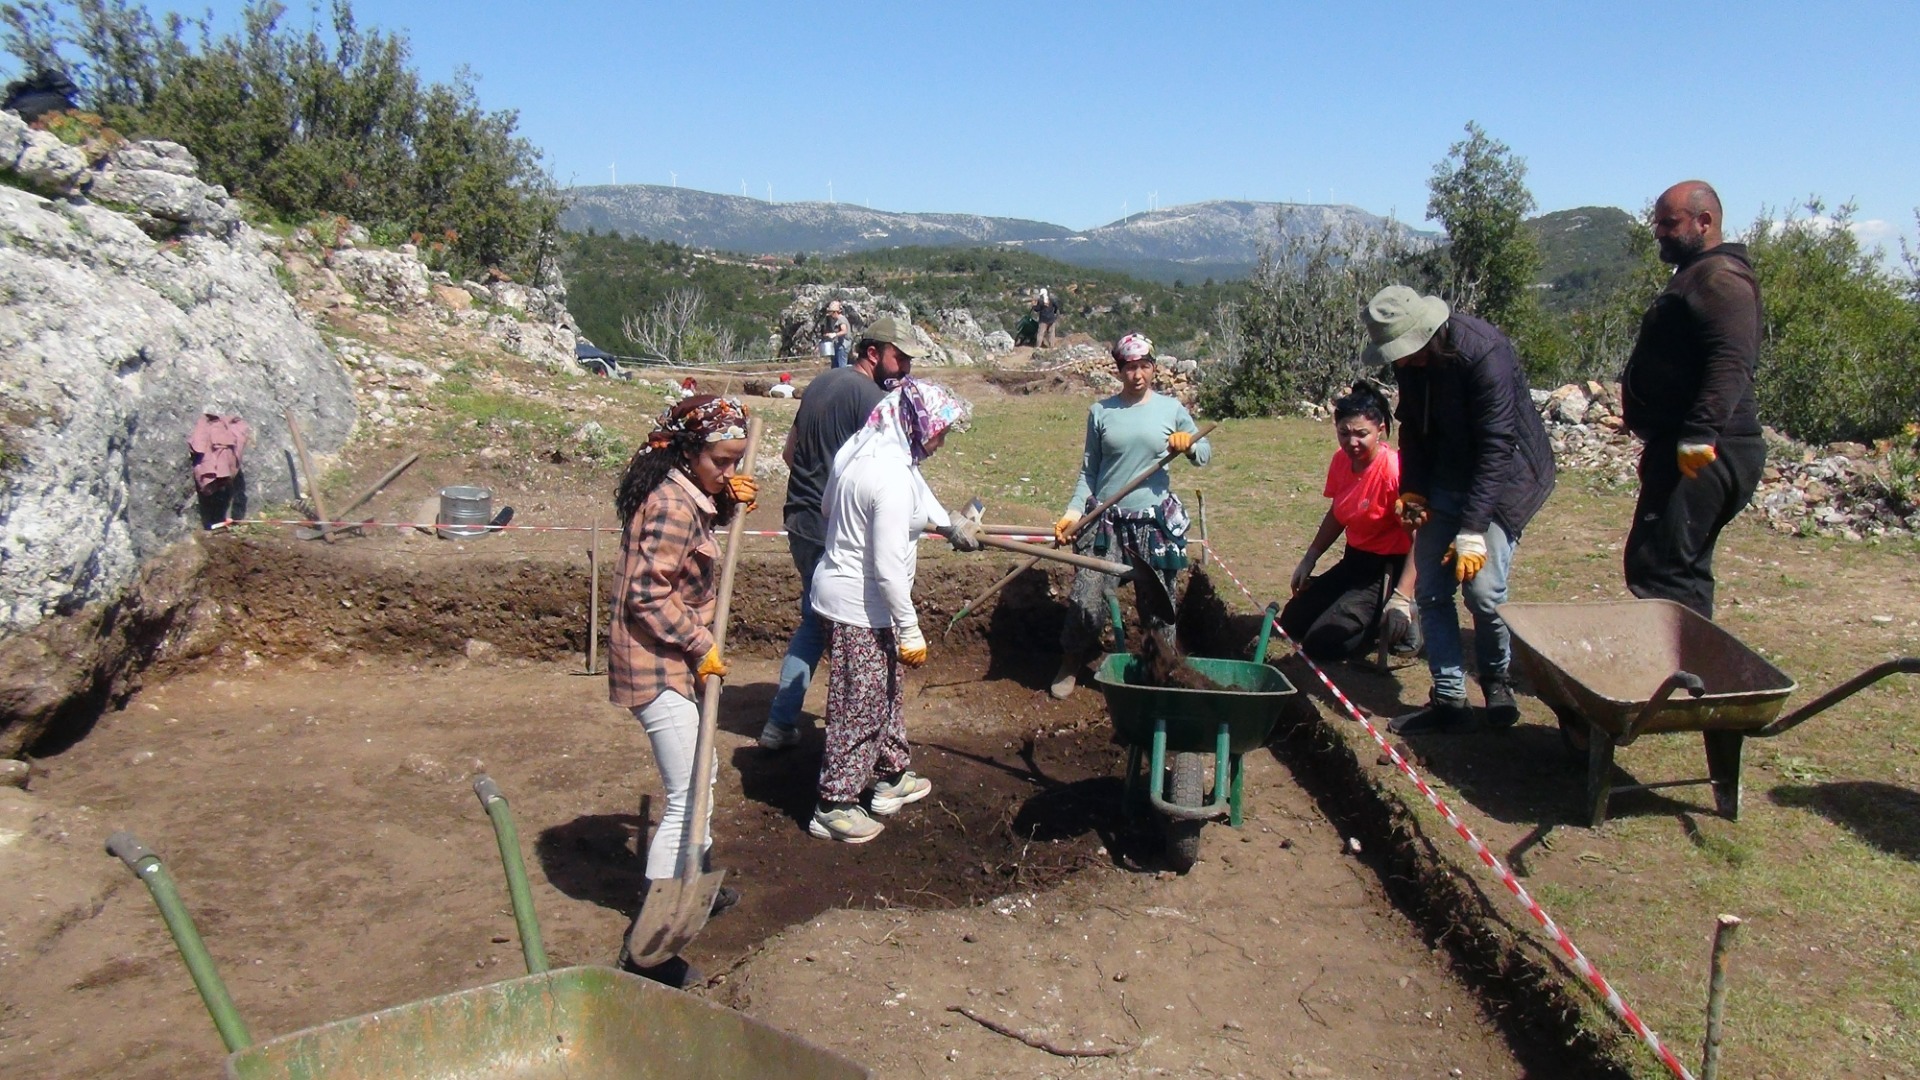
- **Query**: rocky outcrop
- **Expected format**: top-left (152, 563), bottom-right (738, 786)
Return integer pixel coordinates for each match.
top-left (0, 109), bottom-right (357, 750)
top-left (776, 285), bottom-right (969, 367)
top-left (1532, 382), bottom-right (1920, 541)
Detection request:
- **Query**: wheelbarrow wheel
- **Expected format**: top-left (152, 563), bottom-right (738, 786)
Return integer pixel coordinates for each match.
top-left (1164, 752), bottom-right (1205, 872)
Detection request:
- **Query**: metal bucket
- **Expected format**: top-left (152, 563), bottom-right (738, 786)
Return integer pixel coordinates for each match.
top-left (437, 486), bottom-right (493, 539)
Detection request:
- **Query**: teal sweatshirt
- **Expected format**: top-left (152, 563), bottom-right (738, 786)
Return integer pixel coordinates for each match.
top-left (1064, 392), bottom-right (1210, 516)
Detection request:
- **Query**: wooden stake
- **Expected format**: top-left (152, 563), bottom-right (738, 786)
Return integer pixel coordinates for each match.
top-left (1700, 913), bottom-right (1742, 1080)
top-left (587, 521), bottom-right (601, 676)
top-left (284, 410), bottom-right (333, 544)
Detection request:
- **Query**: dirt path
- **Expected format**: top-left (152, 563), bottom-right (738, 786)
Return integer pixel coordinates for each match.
top-left (1, 647), bottom-right (1525, 1078)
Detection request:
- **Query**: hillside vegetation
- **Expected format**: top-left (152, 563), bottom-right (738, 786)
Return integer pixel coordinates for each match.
top-left (559, 233), bottom-right (1241, 360)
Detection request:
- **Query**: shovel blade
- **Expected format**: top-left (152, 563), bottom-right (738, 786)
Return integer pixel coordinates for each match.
top-left (1122, 553), bottom-right (1178, 629)
top-left (624, 868), bottom-right (727, 969)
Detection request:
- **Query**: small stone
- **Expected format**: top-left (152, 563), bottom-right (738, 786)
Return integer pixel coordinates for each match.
top-left (1112, 971), bottom-right (1128, 982)
top-left (1346, 837), bottom-right (1362, 855)
top-left (961, 932), bottom-right (977, 943)
top-left (0, 759), bottom-right (30, 788)
top-left (491, 935), bottom-right (510, 944)
top-left (1871, 615), bottom-right (1894, 625)
top-left (128, 750), bottom-right (156, 766)
top-left (1279, 837), bottom-right (1294, 850)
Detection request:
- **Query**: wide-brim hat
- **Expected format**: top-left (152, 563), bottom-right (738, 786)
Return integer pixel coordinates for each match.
top-left (861, 314), bottom-right (926, 359)
top-left (1361, 286), bottom-right (1450, 366)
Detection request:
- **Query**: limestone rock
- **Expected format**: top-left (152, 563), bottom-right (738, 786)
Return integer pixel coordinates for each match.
top-left (432, 283), bottom-right (473, 310)
top-left (0, 182), bottom-right (354, 638)
top-left (326, 246), bottom-right (431, 309)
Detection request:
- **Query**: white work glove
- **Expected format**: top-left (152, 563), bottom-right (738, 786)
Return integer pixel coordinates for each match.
top-left (948, 516), bottom-right (984, 552)
top-left (1379, 592), bottom-right (1416, 654)
top-left (896, 623), bottom-right (928, 667)
top-left (1290, 551), bottom-right (1320, 596)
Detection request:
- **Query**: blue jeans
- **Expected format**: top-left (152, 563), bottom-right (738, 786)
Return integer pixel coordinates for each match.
top-left (767, 535), bottom-right (827, 730)
top-left (1413, 489), bottom-right (1518, 703)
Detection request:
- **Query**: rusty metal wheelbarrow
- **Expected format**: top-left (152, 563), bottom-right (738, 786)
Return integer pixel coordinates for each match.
top-left (1501, 600), bottom-right (1920, 828)
top-left (106, 776), bottom-right (867, 1079)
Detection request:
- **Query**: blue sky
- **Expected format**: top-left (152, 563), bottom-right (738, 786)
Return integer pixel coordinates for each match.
top-left (42, 1), bottom-right (1920, 250)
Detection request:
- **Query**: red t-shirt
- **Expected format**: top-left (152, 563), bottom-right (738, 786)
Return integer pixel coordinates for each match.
top-left (1324, 447), bottom-right (1411, 556)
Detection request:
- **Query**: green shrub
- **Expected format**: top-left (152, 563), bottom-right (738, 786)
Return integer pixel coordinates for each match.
top-left (1747, 200), bottom-right (1920, 444)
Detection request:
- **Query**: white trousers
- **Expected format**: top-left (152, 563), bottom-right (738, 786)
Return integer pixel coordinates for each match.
top-left (632, 691), bottom-right (715, 879)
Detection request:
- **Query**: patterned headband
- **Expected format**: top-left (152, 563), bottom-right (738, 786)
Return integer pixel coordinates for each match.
top-left (1113, 333), bottom-right (1154, 362)
top-left (645, 394), bottom-right (749, 453)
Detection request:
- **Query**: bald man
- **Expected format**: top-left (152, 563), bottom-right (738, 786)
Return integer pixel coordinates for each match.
top-left (1619, 181), bottom-right (1765, 619)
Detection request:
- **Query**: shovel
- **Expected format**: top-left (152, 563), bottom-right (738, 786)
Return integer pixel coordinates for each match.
top-left (623, 415), bottom-right (764, 969)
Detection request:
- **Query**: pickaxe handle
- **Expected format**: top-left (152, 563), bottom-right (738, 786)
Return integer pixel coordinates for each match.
top-left (944, 422), bottom-right (1217, 634)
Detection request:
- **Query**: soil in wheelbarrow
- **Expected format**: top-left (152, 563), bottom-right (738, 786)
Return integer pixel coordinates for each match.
top-left (0, 557), bottom-right (1528, 1080)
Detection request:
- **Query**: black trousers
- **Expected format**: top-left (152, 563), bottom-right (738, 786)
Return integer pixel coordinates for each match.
top-left (1623, 435), bottom-right (1765, 619)
top-left (1279, 547), bottom-right (1405, 662)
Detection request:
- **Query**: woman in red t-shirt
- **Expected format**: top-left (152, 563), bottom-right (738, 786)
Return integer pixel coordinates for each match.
top-left (1279, 383), bottom-right (1419, 661)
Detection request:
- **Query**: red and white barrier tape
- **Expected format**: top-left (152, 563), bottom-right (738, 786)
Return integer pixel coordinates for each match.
top-left (213, 519), bottom-right (1054, 544)
top-left (1202, 544), bottom-right (1696, 1080)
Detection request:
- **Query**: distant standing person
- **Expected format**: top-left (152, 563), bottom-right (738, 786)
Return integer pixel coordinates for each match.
top-left (1050, 333), bottom-right (1210, 699)
top-left (1620, 180), bottom-right (1765, 619)
top-left (821, 301), bottom-right (852, 368)
top-left (1033, 288), bottom-right (1061, 348)
top-left (1360, 287), bottom-right (1555, 735)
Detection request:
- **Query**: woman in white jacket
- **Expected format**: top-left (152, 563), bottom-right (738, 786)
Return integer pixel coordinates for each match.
top-left (807, 378), bottom-right (971, 843)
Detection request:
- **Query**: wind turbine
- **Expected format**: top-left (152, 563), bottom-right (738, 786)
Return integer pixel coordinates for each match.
top-left (608, 163), bottom-right (616, 185)
top-left (670, 170), bottom-right (677, 188)
top-left (767, 182), bottom-right (773, 204)
top-left (828, 179), bottom-right (834, 204)
top-left (1148, 190), bottom-right (1158, 211)
top-left (741, 180), bottom-right (748, 197)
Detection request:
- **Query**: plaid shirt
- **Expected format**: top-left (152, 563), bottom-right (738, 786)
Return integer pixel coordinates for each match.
top-left (609, 469), bottom-right (719, 708)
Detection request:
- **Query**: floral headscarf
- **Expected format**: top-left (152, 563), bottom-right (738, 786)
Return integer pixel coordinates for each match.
top-left (642, 394), bottom-right (749, 454)
top-left (1113, 333), bottom-right (1154, 363)
top-left (831, 378), bottom-right (972, 480)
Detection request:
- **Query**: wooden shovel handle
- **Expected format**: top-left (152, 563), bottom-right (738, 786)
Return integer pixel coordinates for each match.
top-left (679, 416), bottom-right (763, 874)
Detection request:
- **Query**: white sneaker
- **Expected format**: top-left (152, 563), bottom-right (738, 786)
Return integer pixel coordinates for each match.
top-left (869, 772), bottom-right (932, 816)
top-left (1049, 656), bottom-right (1081, 699)
top-left (809, 804), bottom-right (885, 843)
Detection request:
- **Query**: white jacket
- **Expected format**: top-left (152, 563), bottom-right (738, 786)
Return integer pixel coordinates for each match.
top-left (809, 414), bottom-right (951, 632)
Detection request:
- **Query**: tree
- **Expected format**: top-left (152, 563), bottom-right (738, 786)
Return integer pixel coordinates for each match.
top-left (1199, 215), bottom-right (1417, 417)
top-left (1746, 199), bottom-right (1920, 444)
top-left (1425, 122), bottom-right (1543, 334)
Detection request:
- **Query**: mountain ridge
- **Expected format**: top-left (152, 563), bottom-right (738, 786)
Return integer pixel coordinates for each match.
top-left (560, 185), bottom-right (1433, 282)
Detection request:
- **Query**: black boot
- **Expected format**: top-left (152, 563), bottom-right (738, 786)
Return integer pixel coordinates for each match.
top-left (1481, 677), bottom-right (1520, 728)
top-left (1388, 695), bottom-right (1475, 735)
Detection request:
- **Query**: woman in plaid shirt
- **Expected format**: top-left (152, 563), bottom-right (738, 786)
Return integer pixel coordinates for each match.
top-left (609, 395), bottom-right (756, 981)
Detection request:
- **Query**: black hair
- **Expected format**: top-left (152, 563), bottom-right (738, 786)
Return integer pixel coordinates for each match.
top-left (614, 437), bottom-right (742, 538)
top-left (1333, 380), bottom-right (1393, 436)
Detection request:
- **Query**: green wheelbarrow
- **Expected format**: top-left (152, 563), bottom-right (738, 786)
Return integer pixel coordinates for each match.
top-left (1092, 602), bottom-right (1297, 871)
top-left (106, 775), bottom-right (868, 1079)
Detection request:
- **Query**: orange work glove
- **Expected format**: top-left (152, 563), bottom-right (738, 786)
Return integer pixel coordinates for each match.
top-left (1395, 493), bottom-right (1431, 530)
top-left (1677, 442), bottom-right (1717, 480)
top-left (1442, 531), bottom-right (1488, 583)
top-left (724, 474), bottom-right (758, 513)
top-left (1167, 430), bottom-right (1195, 455)
top-left (696, 645), bottom-right (728, 686)
top-left (1054, 515), bottom-right (1078, 548)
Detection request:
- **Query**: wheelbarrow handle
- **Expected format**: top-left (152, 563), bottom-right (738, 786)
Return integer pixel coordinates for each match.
top-left (1256, 602), bottom-right (1280, 664)
top-left (103, 831), bottom-right (254, 1052)
top-left (1620, 670), bottom-right (1706, 745)
top-left (1757, 656), bottom-right (1920, 738)
top-left (469, 773), bottom-right (550, 975)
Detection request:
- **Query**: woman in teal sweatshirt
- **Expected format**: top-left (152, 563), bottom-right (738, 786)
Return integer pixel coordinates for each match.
top-left (1049, 333), bottom-right (1210, 698)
